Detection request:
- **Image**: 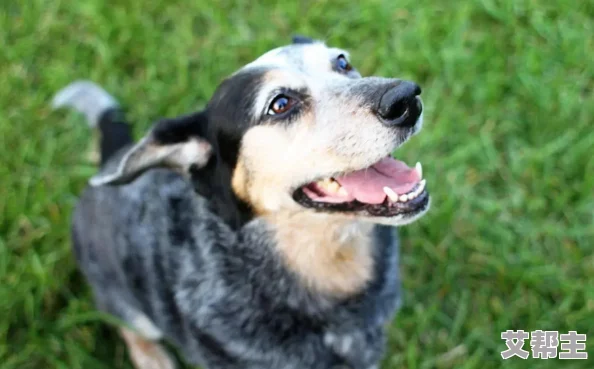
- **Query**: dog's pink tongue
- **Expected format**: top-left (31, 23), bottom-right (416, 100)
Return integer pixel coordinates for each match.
top-left (335, 157), bottom-right (420, 204)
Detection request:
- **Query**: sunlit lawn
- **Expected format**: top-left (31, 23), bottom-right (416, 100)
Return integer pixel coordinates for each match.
top-left (1, 1), bottom-right (593, 368)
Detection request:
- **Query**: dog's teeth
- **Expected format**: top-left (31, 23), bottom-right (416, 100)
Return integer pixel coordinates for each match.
top-left (399, 194), bottom-right (409, 202)
top-left (316, 178), bottom-right (347, 195)
top-left (413, 179), bottom-right (426, 197)
top-left (383, 187), bottom-right (399, 202)
top-left (316, 179), bottom-right (331, 190)
top-left (418, 179), bottom-right (426, 192)
top-left (415, 162), bottom-right (423, 179)
top-left (327, 181), bottom-right (340, 193)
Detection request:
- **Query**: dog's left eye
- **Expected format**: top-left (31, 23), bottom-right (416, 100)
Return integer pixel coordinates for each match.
top-left (336, 54), bottom-right (352, 72)
top-left (267, 94), bottom-right (295, 115)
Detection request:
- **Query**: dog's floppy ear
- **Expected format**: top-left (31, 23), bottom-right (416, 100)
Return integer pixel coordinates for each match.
top-left (292, 35), bottom-right (314, 44)
top-left (90, 112), bottom-right (212, 186)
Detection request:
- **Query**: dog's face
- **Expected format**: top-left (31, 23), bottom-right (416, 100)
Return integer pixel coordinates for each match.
top-left (92, 38), bottom-right (429, 228)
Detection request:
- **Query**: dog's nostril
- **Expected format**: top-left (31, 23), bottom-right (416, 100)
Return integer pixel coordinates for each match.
top-left (377, 81), bottom-right (421, 127)
top-left (381, 100), bottom-right (408, 121)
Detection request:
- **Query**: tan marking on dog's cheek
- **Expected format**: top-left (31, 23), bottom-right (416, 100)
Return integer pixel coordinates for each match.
top-left (237, 126), bottom-right (297, 214)
top-left (237, 120), bottom-right (341, 213)
top-left (231, 158), bottom-right (249, 203)
top-left (267, 213), bottom-right (375, 296)
top-left (240, 115), bottom-right (362, 215)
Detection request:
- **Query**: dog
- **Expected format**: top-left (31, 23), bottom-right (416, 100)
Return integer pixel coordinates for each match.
top-left (52, 36), bottom-right (429, 369)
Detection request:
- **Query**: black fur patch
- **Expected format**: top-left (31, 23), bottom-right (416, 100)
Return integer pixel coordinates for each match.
top-left (168, 197), bottom-right (195, 245)
top-left (194, 68), bottom-right (271, 229)
top-left (128, 68), bottom-right (272, 229)
top-left (152, 111), bottom-right (209, 144)
top-left (97, 108), bottom-right (133, 166)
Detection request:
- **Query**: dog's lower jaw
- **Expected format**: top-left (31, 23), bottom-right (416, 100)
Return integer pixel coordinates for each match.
top-left (265, 211), bottom-right (375, 297)
top-left (365, 196), bottom-right (431, 227)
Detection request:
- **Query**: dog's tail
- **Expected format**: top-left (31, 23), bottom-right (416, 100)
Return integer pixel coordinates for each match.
top-left (52, 81), bottom-right (133, 167)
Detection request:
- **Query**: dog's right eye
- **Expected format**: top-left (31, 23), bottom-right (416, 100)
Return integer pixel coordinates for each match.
top-left (267, 94), bottom-right (295, 115)
top-left (336, 54), bottom-right (352, 72)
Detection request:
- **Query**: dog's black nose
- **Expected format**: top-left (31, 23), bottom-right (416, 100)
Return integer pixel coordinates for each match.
top-left (377, 81), bottom-right (422, 127)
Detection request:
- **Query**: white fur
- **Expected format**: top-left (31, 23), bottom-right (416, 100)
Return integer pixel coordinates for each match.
top-left (51, 80), bottom-right (119, 127)
top-left (131, 314), bottom-right (163, 340)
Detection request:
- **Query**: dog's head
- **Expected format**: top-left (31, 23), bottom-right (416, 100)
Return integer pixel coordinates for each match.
top-left (92, 37), bottom-right (429, 229)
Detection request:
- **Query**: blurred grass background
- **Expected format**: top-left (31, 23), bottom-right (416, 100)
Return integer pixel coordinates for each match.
top-left (1, 0), bottom-right (593, 368)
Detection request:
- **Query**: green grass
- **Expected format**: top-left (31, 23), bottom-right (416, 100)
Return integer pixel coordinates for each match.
top-left (1, 0), bottom-right (593, 368)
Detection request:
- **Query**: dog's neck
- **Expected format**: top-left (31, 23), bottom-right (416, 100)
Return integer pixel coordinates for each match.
top-left (264, 211), bottom-right (375, 297)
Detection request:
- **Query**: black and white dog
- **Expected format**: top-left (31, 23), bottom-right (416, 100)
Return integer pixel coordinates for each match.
top-left (53, 36), bottom-right (429, 369)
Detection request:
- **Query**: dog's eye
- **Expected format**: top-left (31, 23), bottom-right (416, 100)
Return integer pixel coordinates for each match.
top-left (268, 94), bottom-right (295, 115)
top-left (336, 54), bottom-right (352, 72)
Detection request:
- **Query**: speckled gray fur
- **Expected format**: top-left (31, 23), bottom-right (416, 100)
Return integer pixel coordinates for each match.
top-left (72, 168), bottom-right (402, 369)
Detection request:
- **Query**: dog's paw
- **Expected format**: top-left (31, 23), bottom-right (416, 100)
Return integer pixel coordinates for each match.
top-left (130, 346), bottom-right (176, 369)
top-left (121, 328), bottom-right (177, 369)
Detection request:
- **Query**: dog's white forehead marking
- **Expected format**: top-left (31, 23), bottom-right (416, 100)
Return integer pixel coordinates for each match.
top-left (244, 42), bottom-right (352, 117)
top-left (246, 42), bottom-right (350, 72)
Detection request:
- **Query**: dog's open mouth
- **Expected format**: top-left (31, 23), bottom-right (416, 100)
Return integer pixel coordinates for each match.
top-left (292, 157), bottom-right (429, 217)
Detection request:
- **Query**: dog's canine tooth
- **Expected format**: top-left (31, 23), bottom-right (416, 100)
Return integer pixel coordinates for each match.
top-left (337, 187), bottom-right (349, 197)
top-left (415, 162), bottom-right (423, 179)
top-left (383, 187), bottom-right (399, 202)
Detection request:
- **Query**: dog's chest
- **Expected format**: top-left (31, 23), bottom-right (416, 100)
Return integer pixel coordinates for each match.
top-left (193, 226), bottom-right (400, 369)
top-left (200, 290), bottom-right (389, 369)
